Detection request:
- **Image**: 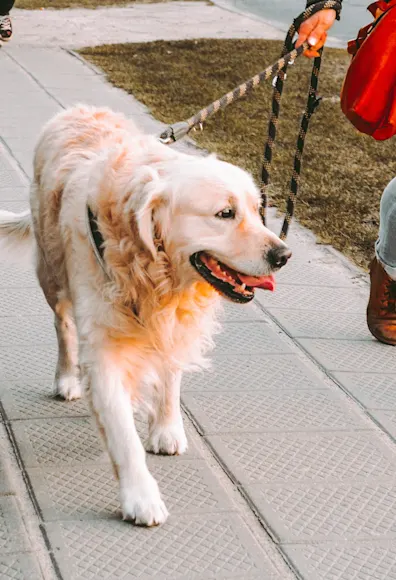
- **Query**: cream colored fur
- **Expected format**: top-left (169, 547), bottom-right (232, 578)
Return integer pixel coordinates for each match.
top-left (0, 105), bottom-right (287, 526)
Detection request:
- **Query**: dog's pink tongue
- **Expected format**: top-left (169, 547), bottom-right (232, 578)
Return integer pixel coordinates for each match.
top-left (238, 273), bottom-right (276, 292)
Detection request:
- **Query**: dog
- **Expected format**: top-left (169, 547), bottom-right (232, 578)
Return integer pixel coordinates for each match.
top-left (0, 105), bottom-right (291, 526)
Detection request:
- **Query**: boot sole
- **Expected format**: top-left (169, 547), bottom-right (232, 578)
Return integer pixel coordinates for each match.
top-left (367, 325), bottom-right (396, 346)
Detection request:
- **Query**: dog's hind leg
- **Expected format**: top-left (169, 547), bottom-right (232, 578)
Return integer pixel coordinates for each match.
top-left (35, 251), bottom-right (81, 401)
top-left (146, 369), bottom-right (188, 456)
top-left (53, 297), bottom-right (80, 401)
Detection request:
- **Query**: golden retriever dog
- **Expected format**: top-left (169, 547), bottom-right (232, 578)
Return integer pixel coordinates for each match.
top-left (0, 105), bottom-right (291, 526)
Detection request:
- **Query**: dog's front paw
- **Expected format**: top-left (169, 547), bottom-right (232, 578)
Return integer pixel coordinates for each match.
top-left (145, 421), bottom-right (188, 456)
top-left (54, 375), bottom-right (82, 401)
top-left (120, 476), bottom-right (169, 527)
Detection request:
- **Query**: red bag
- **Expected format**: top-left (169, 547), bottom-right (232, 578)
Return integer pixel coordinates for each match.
top-left (340, 0), bottom-right (396, 140)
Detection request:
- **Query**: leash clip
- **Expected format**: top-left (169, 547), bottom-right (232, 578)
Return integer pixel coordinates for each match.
top-left (158, 121), bottom-right (190, 144)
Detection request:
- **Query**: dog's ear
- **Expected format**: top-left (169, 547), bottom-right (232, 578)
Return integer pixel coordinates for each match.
top-left (126, 166), bottom-right (167, 259)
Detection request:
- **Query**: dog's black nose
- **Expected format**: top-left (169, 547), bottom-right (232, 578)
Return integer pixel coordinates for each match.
top-left (268, 246), bottom-right (292, 269)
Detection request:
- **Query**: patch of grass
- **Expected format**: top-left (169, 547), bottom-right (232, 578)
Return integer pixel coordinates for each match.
top-left (80, 39), bottom-right (396, 269)
top-left (15, 0), bottom-right (196, 9)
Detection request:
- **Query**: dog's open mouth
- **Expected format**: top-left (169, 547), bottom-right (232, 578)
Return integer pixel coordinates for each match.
top-left (190, 252), bottom-right (275, 304)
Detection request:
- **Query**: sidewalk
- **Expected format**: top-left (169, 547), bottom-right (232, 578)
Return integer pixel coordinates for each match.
top-left (8, 3), bottom-right (283, 48)
top-left (1, 32), bottom-right (396, 580)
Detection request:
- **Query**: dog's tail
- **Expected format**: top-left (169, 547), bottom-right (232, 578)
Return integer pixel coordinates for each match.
top-left (0, 210), bottom-right (34, 265)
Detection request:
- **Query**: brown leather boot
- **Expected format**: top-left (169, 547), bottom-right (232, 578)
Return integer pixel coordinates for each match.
top-left (367, 257), bottom-right (396, 345)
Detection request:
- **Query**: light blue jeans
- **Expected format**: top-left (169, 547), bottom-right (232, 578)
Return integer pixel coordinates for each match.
top-left (375, 177), bottom-right (396, 279)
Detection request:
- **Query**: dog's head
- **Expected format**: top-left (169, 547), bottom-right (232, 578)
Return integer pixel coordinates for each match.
top-left (128, 154), bottom-right (291, 304)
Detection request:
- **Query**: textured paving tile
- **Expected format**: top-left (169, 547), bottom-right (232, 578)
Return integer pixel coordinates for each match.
top-left (12, 415), bottom-right (200, 468)
top-left (45, 514), bottom-right (276, 579)
top-left (0, 379), bottom-right (89, 420)
top-left (0, 497), bottom-right (30, 554)
top-left (213, 323), bottom-right (291, 355)
top-left (182, 354), bottom-right (328, 392)
top-left (0, 469), bottom-right (15, 496)
top-left (0, 187), bottom-right (29, 201)
top-left (208, 431), bottom-right (396, 485)
top-left (268, 309), bottom-right (372, 340)
top-left (0, 265), bottom-right (37, 288)
top-left (28, 458), bottom-right (231, 521)
top-left (0, 200), bottom-right (30, 213)
top-left (370, 410), bottom-right (396, 438)
top-left (183, 389), bottom-right (366, 434)
top-left (257, 285), bottom-right (368, 313)
top-left (7, 47), bottom-right (99, 78)
top-left (247, 479), bottom-right (396, 542)
top-left (221, 300), bottom-right (267, 322)
top-left (334, 372), bottom-right (396, 410)
top-left (49, 86), bottom-right (131, 110)
top-left (0, 316), bottom-right (54, 347)
top-left (275, 254), bottom-right (357, 287)
top-left (0, 154), bottom-right (25, 189)
top-left (284, 540), bottom-right (396, 580)
top-left (0, 553), bottom-right (43, 580)
top-left (0, 287), bottom-right (49, 317)
top-left (0, 346), bottom-right (57, 381)
top-left (299, 338), bottom-right (396, 372)
top-left (0, 104), bottom-right (58, 133)
top-left (12, 417), bottom-right (109, 468)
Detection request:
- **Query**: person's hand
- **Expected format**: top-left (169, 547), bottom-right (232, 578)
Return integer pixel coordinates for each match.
top-left (295, 9), bottom-right (337, 58)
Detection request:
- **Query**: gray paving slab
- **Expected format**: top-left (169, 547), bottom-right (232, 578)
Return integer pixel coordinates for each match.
top-left (370, 410), bottom-right (396, 438)
top-left (208, 430), bottom-right (396, 486)
top-left (298, 338), bottom-right (396, 373)
top-left (183, 388), bottom-right (368, 434)
top-left (12, 415), bottom-right (201, 468)
top-left (333, 372), bottom-right (396, 410)
top-left (268, 308), bottom-right (372, 340)
top-left (284, 540), bottom-right (396, 580)
top-left (0, 497), bottom-right (31, 554)
top-left (0, 346), bottom-right (57, 382)
top-left (247, 479), bottom-right (396, 543)
top-left (182, 353), bottom-right (333, 392)
top-left (221, 299), bottom-right (268, 322)
top-left (0, 186), bottom-right (29, 201)
top-left (0, 200), bottom-right (30, 212)
top-left (0, 316), bottom-right (54, 347)
top-left (12, 417), bottom-right (116, 468)
top-left (274, 251), bottom-right (359, 287)
top-left (0, 379), bottom-right (89, 420)
top-left (212, 321), bottom-right (292, 355)
top-left (0, 151), bottom-right (26, 189)
top-left (0, 470), bottom-right (14, 496)
top-left (44, 514), bottom-right (279, 580)
top-left (258, 284), bottom-right (368, 313)
top-left (0, 287), bottom-right (50, 317)
top-left (0, 553), bottom-right (44, 580)
top-left (28, 456), bottom-right (233, 521)
top-left (6, 47), bottom-right (101, 77)
top-left (0, 265), bottom-right (38, 289)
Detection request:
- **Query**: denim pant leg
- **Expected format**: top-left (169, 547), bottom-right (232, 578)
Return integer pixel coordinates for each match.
top-left (375, 177), bottom-right (396, 279)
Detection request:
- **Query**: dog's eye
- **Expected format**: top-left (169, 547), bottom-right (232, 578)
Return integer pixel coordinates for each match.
top-left (216, 208), bottom-right (235, 219)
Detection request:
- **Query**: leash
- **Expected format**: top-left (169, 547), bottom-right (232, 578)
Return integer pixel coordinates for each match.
top-left (158, 0), bottom-right (342, 240)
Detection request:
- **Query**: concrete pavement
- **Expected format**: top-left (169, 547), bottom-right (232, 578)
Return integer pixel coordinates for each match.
top-left (7, 3), bottom-right (283, 49)
top-left (1, 39), bottom-right (396, 580)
